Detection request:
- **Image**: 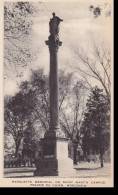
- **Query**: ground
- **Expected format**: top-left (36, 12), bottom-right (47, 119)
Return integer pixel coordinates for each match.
top-left (4, 162), bottom-right (111, 178)
top-left (4, 141), bottom-right (111, 178)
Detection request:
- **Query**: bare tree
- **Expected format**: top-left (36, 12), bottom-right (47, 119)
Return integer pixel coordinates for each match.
top-left (59, 70), bottom-right (73, 111)
top-left (74, 42), bottom-right (111, 102)
top-left (59, 80), bottom-right (87, 139)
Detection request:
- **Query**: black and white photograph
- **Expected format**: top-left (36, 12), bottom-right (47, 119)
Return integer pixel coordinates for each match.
top-left (0, 0), bottom-right (113, 187)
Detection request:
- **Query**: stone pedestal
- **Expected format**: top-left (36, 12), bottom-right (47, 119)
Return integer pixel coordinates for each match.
top-left (34, 158), bottom-right (58, 176)
top-left (34, 131), bottom-right (58, 176)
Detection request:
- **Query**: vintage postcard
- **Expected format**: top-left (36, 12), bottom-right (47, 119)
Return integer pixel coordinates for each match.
top-left (0, 0), bottom-right (113, 187)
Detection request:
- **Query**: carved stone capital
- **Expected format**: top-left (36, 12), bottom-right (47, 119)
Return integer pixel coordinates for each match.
top-left (45, 35), bottom-right (62, 52)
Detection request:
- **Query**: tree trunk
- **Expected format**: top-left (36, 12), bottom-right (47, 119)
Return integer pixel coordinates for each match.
top-left (100, 148), bottom-right (104, 168)
top-left (73, 141), bottom-right (78, 165)
top-left (15, 142), bottom-right (20, 157)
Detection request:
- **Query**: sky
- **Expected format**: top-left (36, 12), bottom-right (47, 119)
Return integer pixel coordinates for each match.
top-left (4, 0), bottom-right (112, 96)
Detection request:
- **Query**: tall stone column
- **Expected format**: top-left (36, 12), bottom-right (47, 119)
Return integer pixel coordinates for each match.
top-left (49, 39), bottom-right (59, 134)
top-left (34, 13), bottom-right (63, 176)
top-left (46, 35), bottom-right (62, 133)
top-left (45, 32), bottom-right (62, 149)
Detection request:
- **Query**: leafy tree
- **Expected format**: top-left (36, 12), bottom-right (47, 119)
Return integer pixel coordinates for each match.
top-left (4, 2), bottom-right (34, 39)
top-left (89, 5), bottom-right (101, 17)
top-left (93, 7), bottom-right (101, 17)
top-left (4, 2), bottom-right (37, 78)
top-left (4, 69), bottom-right (75, 156)
top-left (4, 90), bottom-right (35, 156)
top-left (81, 86), bottom-right (110, 167)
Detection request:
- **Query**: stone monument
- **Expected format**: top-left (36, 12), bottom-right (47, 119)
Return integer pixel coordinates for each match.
top-left (34, 13), bottom-right (63, 176)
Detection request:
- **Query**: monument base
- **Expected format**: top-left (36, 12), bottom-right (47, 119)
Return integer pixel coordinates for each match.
top-left (34, 158), bottom-right (58, 176)
top-left (34, 130), bottom-right (58, 176)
